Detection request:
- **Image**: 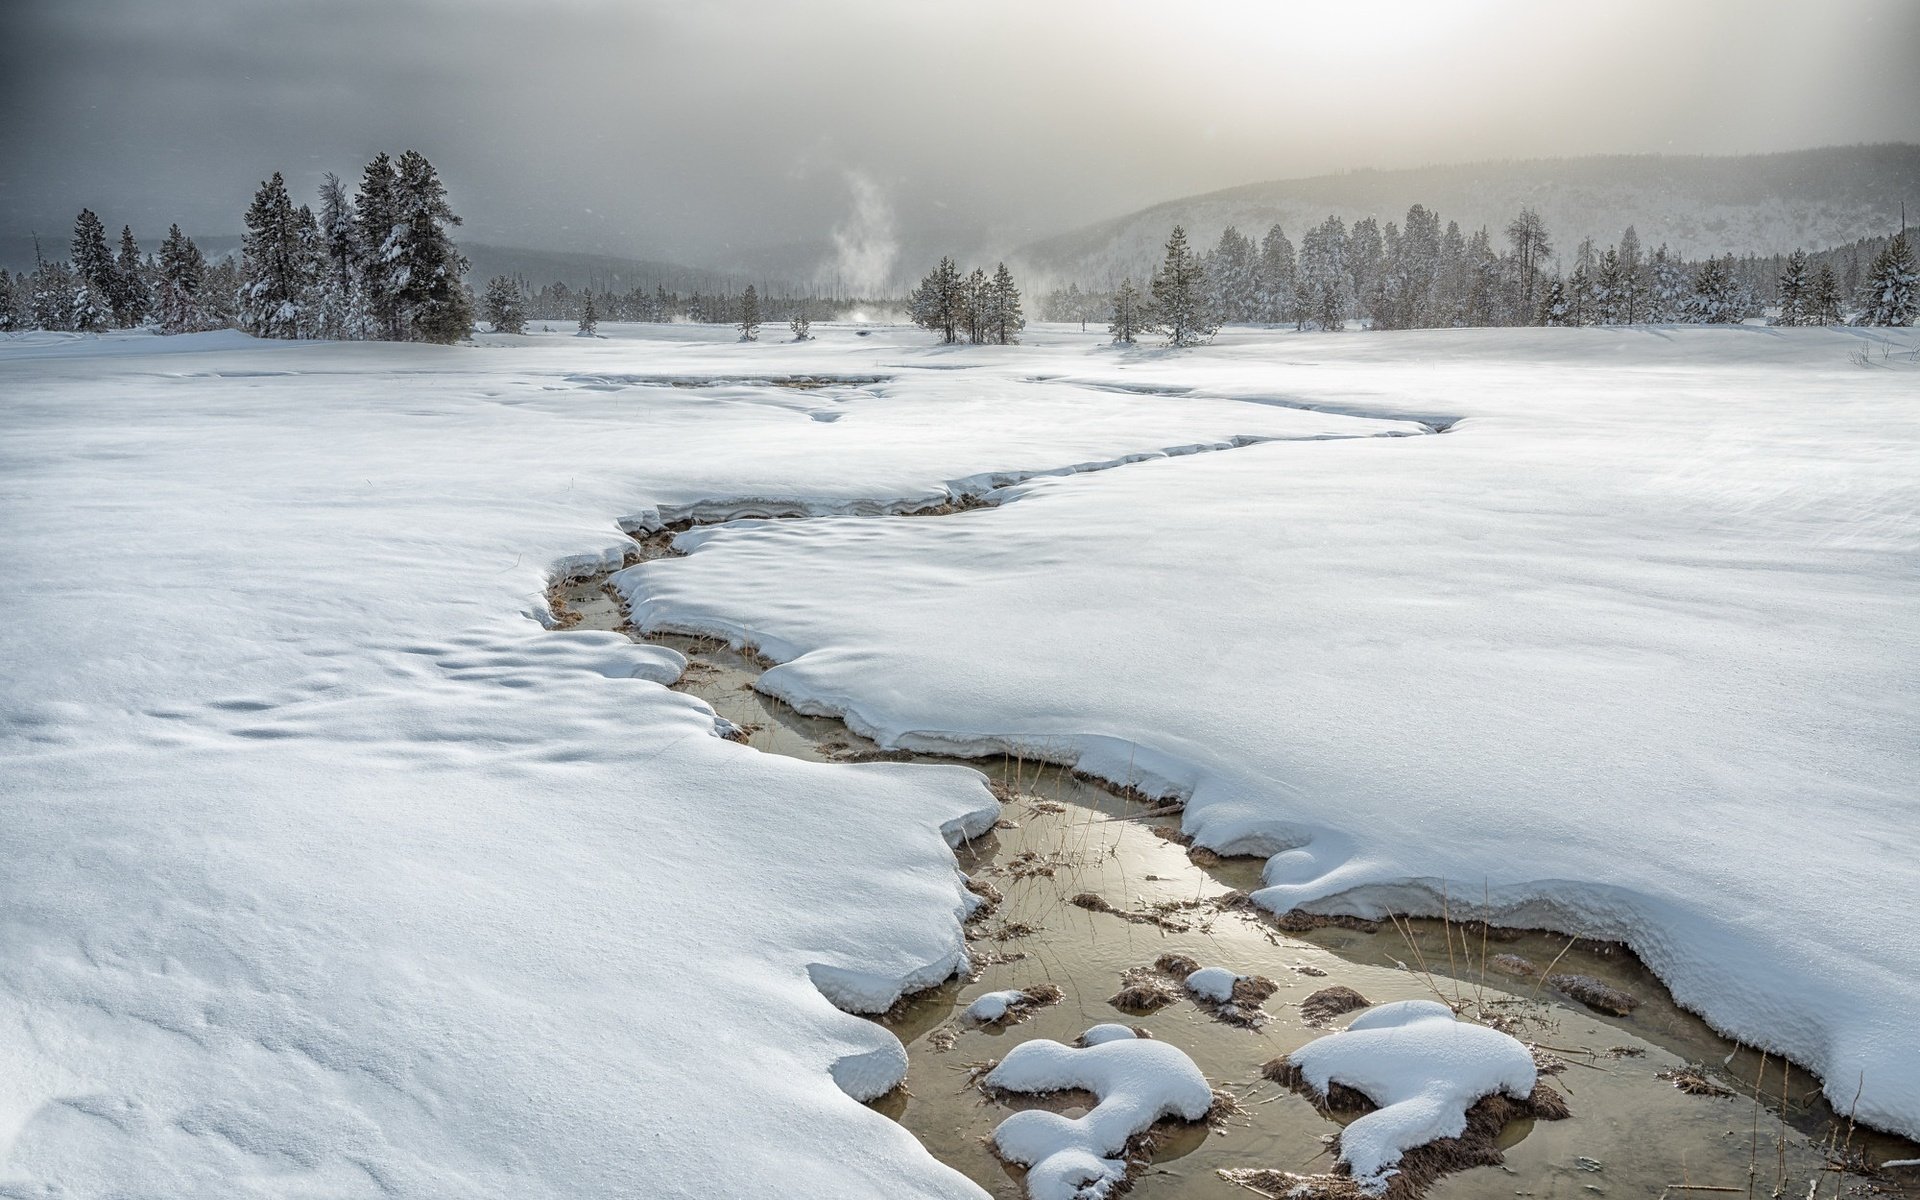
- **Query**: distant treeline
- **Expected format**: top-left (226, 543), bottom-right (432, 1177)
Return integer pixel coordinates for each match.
top-left (0, 151), bottom-right (472, 342)
top-left (503, 280), bottom-right (886, 328)
top-left (6, 187), bottom-right (1912, 343)
top-left (1040, 207), bottom-right (1918, 341)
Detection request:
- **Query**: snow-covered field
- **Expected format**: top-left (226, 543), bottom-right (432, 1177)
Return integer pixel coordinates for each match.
top-left (2, 320), bottom-right (1915, 1195)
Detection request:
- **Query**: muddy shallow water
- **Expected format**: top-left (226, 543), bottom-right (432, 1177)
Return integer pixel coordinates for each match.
top-left (553, 569), bottom-right (1918, 1199)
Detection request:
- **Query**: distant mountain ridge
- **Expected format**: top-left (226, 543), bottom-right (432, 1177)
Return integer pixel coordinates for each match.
top-left (1012, 145), bottom-right (1920, 285)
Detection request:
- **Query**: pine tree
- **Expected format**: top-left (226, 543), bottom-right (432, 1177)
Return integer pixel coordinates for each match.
top-left (578, 289), bottom-right (598, 336)
top-left (789, 303), bottom-right (812, 341)
top-left (354, 153), bottom-right (404, 339)
top-left (391, 150), bottom-right (471, 343)
top-left (1504, 207), bottom-right (1552, 321)
top-left (156, 224), bottom-right (210, 334)
top-left (738, 283), bottom-right (761, 340)
top-left (239, 172), bottom-right (316, 339)
top-left (1150, 225), bottom-right (1215, 347)
top-left (1435, 220), bottom-right (1468, 326)
top-left (1297, 216), bottom-right (1352, 331)
top-left (1592, 249), bottom-right (1626, 324)
top-left (1774, 250), bottom-right (1811, 327)
top-left (315, 172), bottom-right (366, 339)
top-left (31, 257), bottom-right (74, 331)
top-left (109, 226), bottom-right (149, 327)
top-left (910, 256), bottom-right (963, 344)
top-left (1348, 217), bottom-right (1383, 323)
top-left (0, 270), bottom-right (18, 331)
top-left (1684, 256), bottom-right (1745, 324)
top-left (1537, 276), bottom-right (1571, 326)
top-left (1461, 227), bottom-right (1501, 326)
top-left (1810, 263), bottom-right (1844, 327)
top-left (987, 262), bottom-right (1024, 345)
top-left (1641, 247), bottom-right (1686, 322)
top-left (1108, 277), bottom-right (1145, 345)
top-left (1857, 231), bottom-right (1917, 326)
top-left (1257, 224), bottom-right (1296, 325)
top-left (68, 209), bottom-right (114, 332)
top-left (1204, 226), bottom-right (1257, 324)
top-left (961, 268), bottom-right (990, 343)
top-left (483, 276), bottom-right (526, 333)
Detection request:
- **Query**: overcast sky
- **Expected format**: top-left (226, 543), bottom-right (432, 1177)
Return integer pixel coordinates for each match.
top-left (3, 0), bottom-right (1916, 277)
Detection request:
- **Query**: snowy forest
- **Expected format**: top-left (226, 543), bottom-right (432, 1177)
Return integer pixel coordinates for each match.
top-left (6, 170), bottom-right (1914, 346)
top-left (1043, 208), bottom-right (1919, 341)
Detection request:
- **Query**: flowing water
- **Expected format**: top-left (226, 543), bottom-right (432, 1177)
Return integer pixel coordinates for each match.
top-left (552, 558), bottom-right (1918, 1200)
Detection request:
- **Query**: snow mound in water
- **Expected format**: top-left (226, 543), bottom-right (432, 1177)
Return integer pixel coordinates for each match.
top-left (986, 1027), bottom-right (1212, 1200)
top-left (1183, 965), bottom-right (1241, 1002)
top-left (966, 990), bottom-right (1028, 1022)
top-left (1288, 1000), bottom-right (1537, 1187)
top-left (1077, 1023), bottom-right (1140, 1047)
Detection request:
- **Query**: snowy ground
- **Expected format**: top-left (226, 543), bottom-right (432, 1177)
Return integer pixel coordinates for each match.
top-left (2, 320), bottom-right (1916, 1196)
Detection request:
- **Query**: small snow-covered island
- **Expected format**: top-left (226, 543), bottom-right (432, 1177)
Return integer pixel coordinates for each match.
top-left (4, 3), bottom-right (1919, 1198)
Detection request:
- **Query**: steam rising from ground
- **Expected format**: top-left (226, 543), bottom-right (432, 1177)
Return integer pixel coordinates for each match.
top-left (827, 170), bottom-right (899, 297)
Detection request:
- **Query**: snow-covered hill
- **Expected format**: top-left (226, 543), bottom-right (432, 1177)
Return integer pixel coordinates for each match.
top-left (1015, 145), bottom-right (1920, 284)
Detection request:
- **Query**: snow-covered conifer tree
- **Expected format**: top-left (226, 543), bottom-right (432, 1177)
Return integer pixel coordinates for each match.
top-left (1537, 276), bottom-right (1571, 326)
top-left (68, 209), bottom-right (115, 332)
top-left (483, 276), bottom-right (526, 334)
top-left (738, 284), bottom-right (761, 340)
top-left (1347, 217), bottom-right (1382, 324)
top-left (1684, 255), bottom-right (1746, 324)
top-left (390, 151), bottom-right (471, 343)
top-left (1593, 248), bottom-right (1626, 324)
top-left (354, 153), bottom-right (403, 339)
top-left (31, 257), bottom-right (73, 331)
top-left (1646, 246), bottom-right (1690, 322)
top-left (1108, 277), bottom-right (1145, 345)
top-left (987, 262), bottom-right (1024, 344)
top-left (1257, 224), bottom-right (1296, 325)
top-left (1204, 226), bottom-right (1257, 324)
top-left (1857, 231), bottom-right (1916, 326)
top-left (0, 271), bottom-right (19, 331)
top-left (110, 226), bottom-right (149, 327)
top-left (238, 172), bottom-right (316, 339)
top-left (910, 256), bottom-right (962, 344)
top-left (789, 303), bottom-right (811, 340)
top-left (1150, 225), bottom-right (1215, 347)
top-left (1297, 216), bottom-right (1352, 331)
top-left (961, 268), bottom-right (990, 343)
top-left (1774, 250), bottom-right (1811, 327)
top-left (314, 172), bottom-right (367, 339)
top-left (155, 224), bottom-right (211, 334)
top-left (1811, 263), bottom-right (1844, 327)
top-left (577, 289), bottom-right (598, 336)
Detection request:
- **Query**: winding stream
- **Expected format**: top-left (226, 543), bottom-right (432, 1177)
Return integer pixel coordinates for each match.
top-left (548, 447), bottom-right (1919, 1199)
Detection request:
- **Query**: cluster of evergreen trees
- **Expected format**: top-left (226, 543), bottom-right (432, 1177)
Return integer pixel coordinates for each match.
top-left (909, 258), bottom-right (1025, 344)
top-left (0, 217), bottom-right (241, 334)
top-left (1042, 209), bottom-right (1918, 344)
top-left (1, 151), bottom-right (472, 343)
top-left (234, 152), bottom-right (471, 343)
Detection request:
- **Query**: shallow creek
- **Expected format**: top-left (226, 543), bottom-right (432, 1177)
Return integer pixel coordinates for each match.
top-left (553, 563), bottom-right (1917, 1200)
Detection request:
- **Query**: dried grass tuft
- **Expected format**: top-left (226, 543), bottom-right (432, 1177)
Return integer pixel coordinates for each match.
top-left (1656, 1065), bottom-right (1734, 1097)
top-left (1299, 985), bottom-right (1371, 1026)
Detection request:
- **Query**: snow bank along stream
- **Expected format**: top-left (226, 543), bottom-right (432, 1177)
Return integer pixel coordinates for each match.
top-left (548, 437), bottom-right (1919, 1199)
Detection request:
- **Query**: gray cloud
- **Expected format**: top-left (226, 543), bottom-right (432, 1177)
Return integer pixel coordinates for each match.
top-left (3, 0), bottom-right (1916, 280)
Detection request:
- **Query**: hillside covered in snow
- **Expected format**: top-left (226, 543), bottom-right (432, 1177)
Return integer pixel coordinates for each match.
top-left (1016, 144), bottom-right (1920, 284)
